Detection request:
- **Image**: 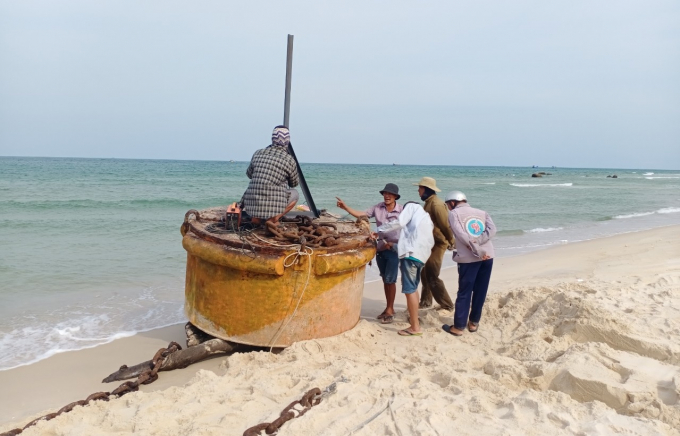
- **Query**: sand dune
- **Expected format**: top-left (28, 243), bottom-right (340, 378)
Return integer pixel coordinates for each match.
top-left (2, 226), bottom-right (679, 435)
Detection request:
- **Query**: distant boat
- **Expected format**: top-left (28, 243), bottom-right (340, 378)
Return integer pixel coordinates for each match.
top-left (230, 160), bottom-right (235, 163)
top-left (532, 165), bottom-right (538, 168)
top-left (393, 163), bottom-right (398, 166)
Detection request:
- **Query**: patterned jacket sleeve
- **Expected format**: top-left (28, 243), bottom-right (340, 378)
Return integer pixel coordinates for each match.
top-left (246, 152), bottom-right (256, 179)
top-left (448, 210), bottom-right (480, 258)
top-left (287, 157), bottom-right (299, 188)
top-left (476, 213), bottom-right (497, 245)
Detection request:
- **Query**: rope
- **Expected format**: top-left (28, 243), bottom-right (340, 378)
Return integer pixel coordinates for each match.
top-left (268, 245), bottom-right (314, 351)
top-left (203, 219), bottom-right (316, 349)
top-left (204, 222), bottom-right (257, 258)
top-left (249, 230), bottom-right (301, 248)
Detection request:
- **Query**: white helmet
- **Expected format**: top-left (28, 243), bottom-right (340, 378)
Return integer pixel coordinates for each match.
top-left (445, 190), bottom-right (467, 202)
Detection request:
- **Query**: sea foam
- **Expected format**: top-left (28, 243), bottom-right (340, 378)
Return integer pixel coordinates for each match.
top-left (614, 207), bottom-right (680, 219)
top-left (526, 227), bottom-right (563, 233)
top-left (510, 183), bottom-right (573, 187)
top-left (614, 212), bottom-right (655, 219)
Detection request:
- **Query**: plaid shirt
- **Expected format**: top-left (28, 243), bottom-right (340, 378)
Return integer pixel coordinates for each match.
top-left (242, 146), bottom-right (299, 219)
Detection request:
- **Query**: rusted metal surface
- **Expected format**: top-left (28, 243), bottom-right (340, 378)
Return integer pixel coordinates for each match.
top-left (182, 207), bottom-right (375, 348)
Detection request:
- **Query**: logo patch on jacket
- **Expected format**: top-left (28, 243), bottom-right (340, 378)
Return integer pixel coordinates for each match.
top-left (465, 218), bottom-right (485, 237)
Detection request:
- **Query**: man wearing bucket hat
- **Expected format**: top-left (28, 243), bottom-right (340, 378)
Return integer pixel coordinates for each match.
top-left (336, 183), bottom-right (403, 324)
top-left (413, 177), bottom-right (456, 311)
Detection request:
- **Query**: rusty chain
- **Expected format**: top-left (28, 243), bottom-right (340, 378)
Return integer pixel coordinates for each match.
top-left (0, 341), bottom-right (181, 436)
top-left (265, 216), bottom-right (340, 248)
top-left (242, 382), bottom-right (338, 436)
top-left (242, 388), bottom-right (321, 436)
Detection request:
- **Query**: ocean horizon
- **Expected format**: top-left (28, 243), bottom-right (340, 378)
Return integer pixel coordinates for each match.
top-left (4, 155), bottom-right (680, 171)
top-left (1, 156), bottom-right (679, 371)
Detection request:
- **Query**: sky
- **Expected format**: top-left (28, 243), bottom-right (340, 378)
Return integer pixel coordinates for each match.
top-left (1, 1), bottom-right (678, 169)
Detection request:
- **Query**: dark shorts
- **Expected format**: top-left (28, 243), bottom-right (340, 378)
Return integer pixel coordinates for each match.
top-left (400, 258), bottom-right (424, 294)
top-left (375, 249), bottom-right (399, 284)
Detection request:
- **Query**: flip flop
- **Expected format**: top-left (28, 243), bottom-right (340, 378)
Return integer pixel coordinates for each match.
top-left (380, 315), bottom-right (394, 324)
top-left (468, 322), bottom-right (479, 333)
top-left (442, 324), bottom-right (463, 337)
top-left (398, 329), bottom-right (422, 337)
top-left (377, 311), bottom-right (388, 320)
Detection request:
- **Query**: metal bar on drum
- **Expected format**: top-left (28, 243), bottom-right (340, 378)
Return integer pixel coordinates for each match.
top-left (283, 34), bottom-right (293, 128)
top-left (282, 34), bottom-right (320, 218)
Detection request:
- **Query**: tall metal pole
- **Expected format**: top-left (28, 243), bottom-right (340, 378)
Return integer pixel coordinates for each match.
top-left (283, 34), bottom-right (294, 128)
top-left (281, 34), bottom-right (320, 218)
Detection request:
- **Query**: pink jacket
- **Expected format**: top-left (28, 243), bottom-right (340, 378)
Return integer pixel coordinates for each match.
top-left (448, 203), bottom-right (496, 263)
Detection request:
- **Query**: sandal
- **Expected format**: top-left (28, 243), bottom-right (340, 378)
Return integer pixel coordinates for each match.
top-left (398, 329), bottom-right (422, 337)
top-left (442, 324), bottom-right (463, 337)
top-left (468, 322), bottom-right (479, 333)
top-left (380, 315), bottom-right (394, 324)
top-left (377, 311), bottom-right (388, 320)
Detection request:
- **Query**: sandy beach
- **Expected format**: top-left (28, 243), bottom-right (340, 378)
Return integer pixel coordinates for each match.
top-left (2, 225), bottom-right (679, 435)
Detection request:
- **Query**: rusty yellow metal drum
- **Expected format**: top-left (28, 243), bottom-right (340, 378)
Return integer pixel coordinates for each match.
top-left (182, 208), bottom-right (376, 348)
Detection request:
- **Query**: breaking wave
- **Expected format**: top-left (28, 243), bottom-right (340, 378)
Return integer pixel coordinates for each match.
top-left (496, 229), bottom-right (525, 236)
top-left (614, 212), bottom-right (655, 219)
top-left (614, 207), bottom-right (680, 219)
top-left (526, 227), bottom-right (563, 233)
top-left (510, 183), bottom-right (573, 187)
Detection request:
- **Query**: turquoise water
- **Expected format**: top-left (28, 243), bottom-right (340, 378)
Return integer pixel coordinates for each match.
top-left (1, 156), bottom-right (679, 370)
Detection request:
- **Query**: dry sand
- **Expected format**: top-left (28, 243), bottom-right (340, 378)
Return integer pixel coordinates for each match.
top-left (2, 226), bottom-right (679, 435)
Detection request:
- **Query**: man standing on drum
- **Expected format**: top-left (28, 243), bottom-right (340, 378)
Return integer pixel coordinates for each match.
top-left (441, 191), bottom-right (496, 337)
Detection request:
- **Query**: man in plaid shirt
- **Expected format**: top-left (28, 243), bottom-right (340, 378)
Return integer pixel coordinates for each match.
top-left (242, 126), bottom-right (300, 224)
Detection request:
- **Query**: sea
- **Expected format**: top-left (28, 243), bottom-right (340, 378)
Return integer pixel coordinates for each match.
top-left (1, 156), bottom-right (679, 371)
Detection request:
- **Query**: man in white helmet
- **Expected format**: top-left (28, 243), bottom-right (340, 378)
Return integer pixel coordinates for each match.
top-left (441, 191), bottom-right (496, 337)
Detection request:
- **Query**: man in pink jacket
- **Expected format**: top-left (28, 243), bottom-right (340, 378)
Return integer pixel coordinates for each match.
top-left (441, 191), bottom-right (496, 337)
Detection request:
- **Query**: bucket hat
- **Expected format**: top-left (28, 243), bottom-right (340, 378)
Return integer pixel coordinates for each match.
top-left (413, 177), bottom-right (441, 192)
top-left (379, 183), bottom-right (400, 200)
